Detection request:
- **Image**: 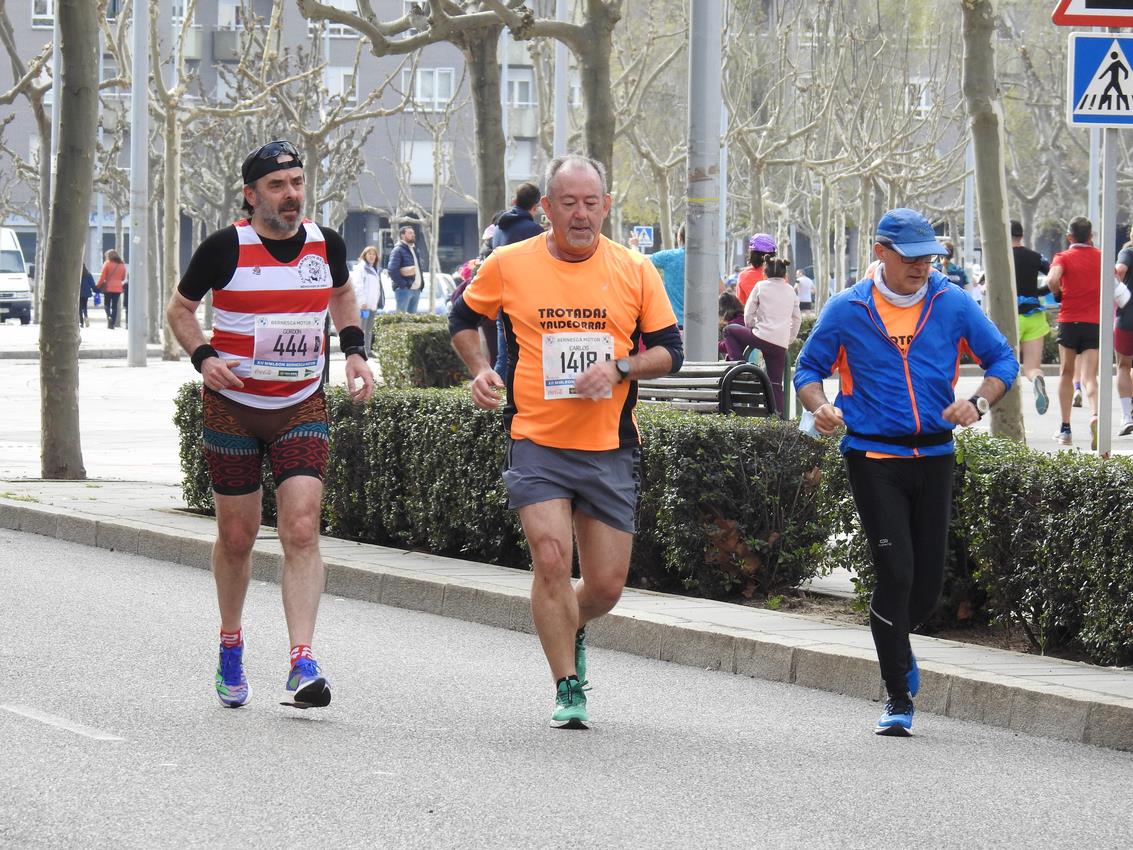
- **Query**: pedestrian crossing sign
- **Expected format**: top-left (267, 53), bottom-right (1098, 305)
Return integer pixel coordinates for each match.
top-left (632, 225), bottom-right (654, 248)
top-left (1068, 34), bottom-right (1133, 127)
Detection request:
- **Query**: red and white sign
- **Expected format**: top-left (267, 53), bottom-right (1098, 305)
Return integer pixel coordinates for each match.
top-left (1053, 0), bottom-right (1133, 26)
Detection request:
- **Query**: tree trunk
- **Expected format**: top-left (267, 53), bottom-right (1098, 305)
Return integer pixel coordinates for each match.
top-left (162, 109), bottom-right (181, 359)
top-left (34, 110), bottom-right (50, 314)
top-left (962, 0), bottom-right (1025, 442)
top-left (40, 0), bottom-right (98, 479)
top-left (749, 157), bottom-right (764, 233)
top-left (858, 175), bottom-right (873, 278)
top-left (454, 25), bottom-right (507, 235)
top-left (814, 181), bottom-right (830, 309)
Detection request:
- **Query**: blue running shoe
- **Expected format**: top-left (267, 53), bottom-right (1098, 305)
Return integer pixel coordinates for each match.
top-left (907, 653), bottom-right (920, 698)
top-left (215, 644), bottom-right (249, 708)
top-left (283, 657), bottom-right (331, 708)
top-left (875, 693), bottom-right (914, 736)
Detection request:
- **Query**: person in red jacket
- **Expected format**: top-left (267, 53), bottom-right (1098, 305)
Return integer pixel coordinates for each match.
top-left (96, 249), bottom-right (127, 329)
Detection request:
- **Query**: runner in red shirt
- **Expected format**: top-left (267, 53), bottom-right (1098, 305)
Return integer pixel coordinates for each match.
top-left (1047, 215), bottom-right (1102, 448)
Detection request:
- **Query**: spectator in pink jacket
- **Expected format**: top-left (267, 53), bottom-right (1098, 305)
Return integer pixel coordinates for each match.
top-left (722, 256), bottom-right (802, 415)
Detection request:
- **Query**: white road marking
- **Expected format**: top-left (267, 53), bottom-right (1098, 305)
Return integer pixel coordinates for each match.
top-left (0, 704), bottom-right (125, 742)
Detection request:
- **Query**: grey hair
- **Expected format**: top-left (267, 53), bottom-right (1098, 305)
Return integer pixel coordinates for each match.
top-left (544, 154), bottom-right (608, 197)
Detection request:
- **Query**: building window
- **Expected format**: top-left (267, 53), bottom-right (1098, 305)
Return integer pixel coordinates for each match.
top-left (106, 0), bottom-right (122, 20)
top-left (507, 68), bottom-right (536, 107)
top-left (306, 0), bottom-right (360, 38)
top-left (32, 0), bottom-right (53, 29)
top-left (171, 0), bottom-right (196, 27)
top-left (506, 139), bottom-right (536, 179)
top-left (217, 0), bottom-right (243, 30)
top-left (905, 80), bottom-right (932, 119)
top-left (400, 140), bottom-right (451, 185)
top-left (327, 67), bottom-right (357, 105)
top-left (401, 67), bottom-right (455, 112)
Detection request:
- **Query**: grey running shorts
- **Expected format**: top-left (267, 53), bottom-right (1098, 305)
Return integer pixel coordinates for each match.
top-left (502, 438), bottom-right (642, 534)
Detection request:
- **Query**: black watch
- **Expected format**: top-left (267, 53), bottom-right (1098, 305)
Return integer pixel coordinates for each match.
top-left (614, 357), bottom-right (632, 382)
top-left (343, 346), bottom-right (368, 361)
top-left (968, 395), bottom-right (989, 419)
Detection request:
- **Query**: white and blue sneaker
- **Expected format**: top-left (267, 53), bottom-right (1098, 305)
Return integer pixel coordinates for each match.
top-left (283, 657), bottom-right (331, 708)
top-left (215, 644), bottom-right (249, 708)
top-left (875, 693), bottom-right (914, 737)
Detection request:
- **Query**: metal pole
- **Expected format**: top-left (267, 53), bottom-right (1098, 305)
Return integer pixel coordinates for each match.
top-left (718, 103), bottom-right (728, 283)
top-left (128, 0), bottom-right (149, 367)
top-left (684, 0), bottom-right (722, 362)
top-left (1088, 128), bottom-right (1101, 225)
top-left (552, 0), bottom-right (568, 157)
top-left (1098, 127), bottom-right (1117, 457)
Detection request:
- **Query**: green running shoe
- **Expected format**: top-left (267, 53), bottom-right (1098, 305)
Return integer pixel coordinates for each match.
top-left (551, 676), bottom-right (588, 729)
top-left (575, 626), bottom-right (588, 686)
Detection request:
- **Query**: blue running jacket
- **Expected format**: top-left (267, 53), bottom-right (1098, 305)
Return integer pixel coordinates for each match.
top-left (793, 271), bottom-right (1018, 458)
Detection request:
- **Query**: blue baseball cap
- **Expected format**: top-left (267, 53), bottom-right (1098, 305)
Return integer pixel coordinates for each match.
top-left (875, 208), bottom-right (948, 257)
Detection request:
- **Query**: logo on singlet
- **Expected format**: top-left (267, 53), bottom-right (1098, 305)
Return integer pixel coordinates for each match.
top-left (297, 254), bottom-right (328, 288)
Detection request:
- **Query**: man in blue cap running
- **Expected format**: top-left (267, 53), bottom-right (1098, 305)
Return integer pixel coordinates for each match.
top-left (793, 208), bottom-right (1018, 737)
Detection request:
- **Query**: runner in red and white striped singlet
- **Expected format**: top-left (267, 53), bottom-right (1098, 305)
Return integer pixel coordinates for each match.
top-left (209, 218), bottom-right (333, 410)
top-left (166, 140), bottom-right (374, 712)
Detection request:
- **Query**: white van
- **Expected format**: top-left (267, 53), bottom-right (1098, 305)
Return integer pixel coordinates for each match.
top-left (0, 228), bottom-right (31, 325)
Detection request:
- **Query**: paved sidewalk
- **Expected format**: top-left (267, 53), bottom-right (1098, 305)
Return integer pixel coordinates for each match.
top-left (3, 478), bottom-right (1133, 753)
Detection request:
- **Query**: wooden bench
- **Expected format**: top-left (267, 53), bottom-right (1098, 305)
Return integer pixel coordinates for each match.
top-left (636, 360), bottom-right (778, 417)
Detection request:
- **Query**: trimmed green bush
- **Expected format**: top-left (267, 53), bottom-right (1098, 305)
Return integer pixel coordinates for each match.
top-left (372, 313), bottom-right (466, 389)
top-left (176, 383), bottom-right (828, 598)
top-left (820, 429), bottom-right (1133, 664)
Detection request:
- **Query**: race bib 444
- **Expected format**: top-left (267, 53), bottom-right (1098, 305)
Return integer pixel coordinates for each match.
top-left (251, 314), bottom-right (324, 381)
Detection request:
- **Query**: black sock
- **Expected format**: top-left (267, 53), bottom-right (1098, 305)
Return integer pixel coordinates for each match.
top-left (1061, 422), bottom-right (1071, 431)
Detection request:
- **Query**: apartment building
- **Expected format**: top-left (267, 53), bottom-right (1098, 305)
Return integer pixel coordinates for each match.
top-left (0, 0), bottom-right (547, 275)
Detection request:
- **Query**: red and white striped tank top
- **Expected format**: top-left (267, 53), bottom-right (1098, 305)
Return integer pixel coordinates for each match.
top-left (210, 219), bottom-right (332, 410)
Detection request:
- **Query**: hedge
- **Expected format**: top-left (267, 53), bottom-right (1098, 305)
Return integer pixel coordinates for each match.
top-left (821, 429), bottom-right (1133, 666)
top-left (175, 382), bottom-right (1133, 665)
top-left (371, 313), bottom-right (466, 389)
top-left (175, 384), bottom-right (828, 599)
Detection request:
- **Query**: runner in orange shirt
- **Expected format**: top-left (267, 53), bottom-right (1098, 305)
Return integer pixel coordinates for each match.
top-left (449, 154), bottom-right (683, 728)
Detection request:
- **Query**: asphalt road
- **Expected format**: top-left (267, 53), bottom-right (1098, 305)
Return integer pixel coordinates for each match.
top-left (3, 530), bottom-right (1133, 849)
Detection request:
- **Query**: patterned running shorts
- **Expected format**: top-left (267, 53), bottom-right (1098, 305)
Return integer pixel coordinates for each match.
top-left (202, 389), bottom-right (329, 496)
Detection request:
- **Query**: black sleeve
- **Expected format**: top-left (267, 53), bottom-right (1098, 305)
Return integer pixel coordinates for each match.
top-left (448, 295), bottom-right (491, 336)
top-left (318, 225), bottom-right (350, 287)
top-left (1038, 253), bottom-right (1051, 275)
top-left (642, 323), bottom-right (684, 374)
top-left (177, 226), bottom-right (238, 301)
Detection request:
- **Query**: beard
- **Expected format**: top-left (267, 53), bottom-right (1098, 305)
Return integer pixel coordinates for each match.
top-left (258, 196), bottom-right (304, 234)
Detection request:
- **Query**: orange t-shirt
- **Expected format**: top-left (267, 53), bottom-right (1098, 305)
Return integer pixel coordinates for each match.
top-left (736, 266), bottom-right (765, 305)
top-left (462, 234), bottom-right (678, 451)
top-left (866, 286), bottom-right (922, 459)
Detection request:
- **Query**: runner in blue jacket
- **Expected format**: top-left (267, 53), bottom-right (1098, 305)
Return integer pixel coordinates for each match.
top-left (794, 208), bottom-right (1018, 737)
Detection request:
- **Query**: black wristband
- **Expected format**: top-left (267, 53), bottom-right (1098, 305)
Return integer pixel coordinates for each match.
top-left (339, 325), bottom-right (364, 353)
top-left (191, 344), bottom-right (218, 373)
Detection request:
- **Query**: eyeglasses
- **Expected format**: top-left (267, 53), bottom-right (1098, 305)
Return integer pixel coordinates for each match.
top-left (254, 140), bottom-right (300, 161)
top-left (876, 238), bottom-right (938, 265)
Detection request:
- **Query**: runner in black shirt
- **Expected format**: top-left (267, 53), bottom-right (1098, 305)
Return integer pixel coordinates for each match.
top-left (1012, 220), bottom-right (1052, 415)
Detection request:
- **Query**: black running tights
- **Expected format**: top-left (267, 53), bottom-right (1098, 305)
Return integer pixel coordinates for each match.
top-left (844, 451), bottom-right (954, 697)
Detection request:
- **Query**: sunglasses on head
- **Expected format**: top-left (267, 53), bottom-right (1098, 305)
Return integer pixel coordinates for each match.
top-left (876, 238), bottom-right (939, 265)
top-left (254, 140), bottom-right (300, 160)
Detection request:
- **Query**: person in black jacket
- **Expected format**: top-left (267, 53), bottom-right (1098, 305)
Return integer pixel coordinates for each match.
top-left (491, 182), bottom-right (544, 376)
top-left (387, 225), bottom-right (424, 313)
top-left (79, 263), bottom-right (95, 327)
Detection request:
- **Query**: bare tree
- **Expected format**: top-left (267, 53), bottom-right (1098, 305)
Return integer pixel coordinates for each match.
top-left (40, 0), bottom-right (99, 478)
top-left (963, 0), bottom-right (1024, 441)
top-left (296, 0), bottom-right (509, 233)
